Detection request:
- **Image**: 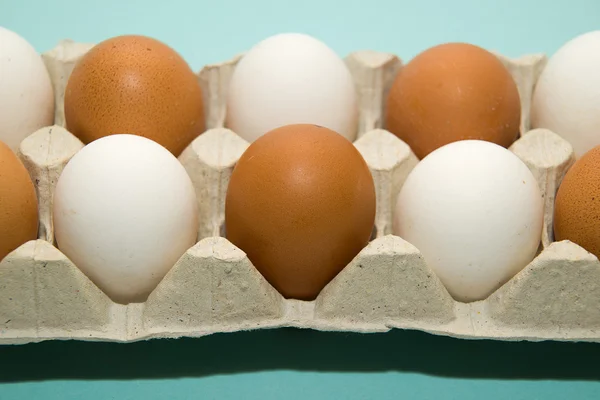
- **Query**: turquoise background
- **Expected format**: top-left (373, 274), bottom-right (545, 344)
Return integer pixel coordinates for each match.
top-left (1, 0), bottom-right (600, 398)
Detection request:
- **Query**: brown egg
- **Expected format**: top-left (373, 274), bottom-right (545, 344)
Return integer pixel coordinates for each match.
top-left (225, 124), bottom-right (376, 300)
top-left (64, 35), bottom-right (204, 156)
top-left (0, 140), bottom-right (39, 261)
top-left (554, 146), bottom-right (600, 258)
top-left (385, 42), bottom-right (521, 159)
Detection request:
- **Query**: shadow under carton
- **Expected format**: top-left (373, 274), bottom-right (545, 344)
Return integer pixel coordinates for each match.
top-left (0, 40), bottom-right (598, 345)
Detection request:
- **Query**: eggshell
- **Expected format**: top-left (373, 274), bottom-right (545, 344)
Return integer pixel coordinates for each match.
top-left (225, 124), bottom-right (376, 300)
top-left (393, 140), bottom-right (544, 302)
top-left (52, 134), bottom-right (199, 304)
top-left (0, 27), bottom-right (54, 151)
top-left (64, 35), bottom-right (204, 156)
top-left (225, 33), bottom-right (358, 142)
top-left (554, 146), bottom-right (600, 259)
top-left (385, 42), bottom-right (521, 159)
top-left (0, 140), bottom-right (39, 261)
top-left (531, 31), bottom-right (600, 158)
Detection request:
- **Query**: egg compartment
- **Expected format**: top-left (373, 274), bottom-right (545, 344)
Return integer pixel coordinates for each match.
top-left (1, 41), bottom-right (599, 345)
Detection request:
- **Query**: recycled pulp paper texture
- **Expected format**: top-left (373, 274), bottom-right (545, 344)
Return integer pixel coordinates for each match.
top-left (1, 41), bottom-right (599, 345)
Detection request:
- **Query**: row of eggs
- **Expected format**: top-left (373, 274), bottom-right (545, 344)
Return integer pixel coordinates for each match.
top-left (1, 27), bottom-right (600, 306)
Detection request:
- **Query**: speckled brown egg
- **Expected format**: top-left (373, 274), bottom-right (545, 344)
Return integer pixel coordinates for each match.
top-left (554, 146), bottom-right (600, 258)
top-left (64, 35), bottom-right (204, 156)
top-left (0, 140), bottom-right (38, 261)
top-left (225, 124), bottom-right (376, 300)
top-left (385, 42), bottom-right (521, 160)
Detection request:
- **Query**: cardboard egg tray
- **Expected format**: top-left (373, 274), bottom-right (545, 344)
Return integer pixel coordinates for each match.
top-left (1, 40), bottom-right (599, 346)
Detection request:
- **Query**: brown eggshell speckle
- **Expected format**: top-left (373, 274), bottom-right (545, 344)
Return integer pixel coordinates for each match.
top-left (0, 140), bottom-right (39, 261)
top-left (385, 42), bottom-right (521, 159)
top-left (554, 146), bottom-right (600, 259)
top-left (64, 35), bottom-right (204, 156)
top-left (225, 124), bottom-right (376, 300)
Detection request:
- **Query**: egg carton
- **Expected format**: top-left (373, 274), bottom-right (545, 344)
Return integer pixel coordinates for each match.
top-left (1, 40), bottom-right (599, 346)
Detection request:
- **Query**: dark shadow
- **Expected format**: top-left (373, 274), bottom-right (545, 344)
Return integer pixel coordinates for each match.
top-left (369, 224), bottom-right (378, 241)
top-left (1, 328), bottom-right (599, 383)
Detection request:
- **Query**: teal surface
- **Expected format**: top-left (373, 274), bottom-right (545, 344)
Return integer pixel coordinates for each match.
top-left (1, 329), bottom-right (600, 399)
top-left (2, 0), bottom-right (600, 398)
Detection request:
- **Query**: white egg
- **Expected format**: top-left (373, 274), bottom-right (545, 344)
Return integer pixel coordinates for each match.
top-left (226, 32), bottom-right (358, 142)
top-left (53, 134), bottom-right (199, 304)
top-left (531, 30), bottom-right (600, 158)
top-left (0, 26), bottom-right (54, 151)
top-left (392, 140), bottom-right (543, 302)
